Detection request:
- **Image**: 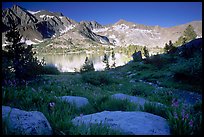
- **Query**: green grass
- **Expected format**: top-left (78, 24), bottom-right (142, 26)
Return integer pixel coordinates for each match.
top-left (2, 50), bottom-right (202, 135)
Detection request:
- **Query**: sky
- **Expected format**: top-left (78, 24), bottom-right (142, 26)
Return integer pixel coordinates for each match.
top-left (2, 2), bottom-right (202, 27)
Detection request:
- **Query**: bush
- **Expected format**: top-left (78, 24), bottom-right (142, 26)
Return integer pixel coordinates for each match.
top-left (82, 71), bottom-right (113, 86)
top-left (42, 64), bottom-right (60, 75)
top-left (171, 53), bottom-right (202, 85)
top-left (141, 102), bottom-right (168, 118)
top-left (100, 98), bottom-right (138, 111)
top-left (144, 54), bottom-right (176, 69)
top-left (129, 82), bottom-right (154, 97)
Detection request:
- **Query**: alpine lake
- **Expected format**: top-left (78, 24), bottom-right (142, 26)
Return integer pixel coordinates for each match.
top-left (37, 50), bottom-right (132, 72)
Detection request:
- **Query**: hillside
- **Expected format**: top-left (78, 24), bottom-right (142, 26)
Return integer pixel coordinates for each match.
top-left (2, 37), bottom-right (202, 135)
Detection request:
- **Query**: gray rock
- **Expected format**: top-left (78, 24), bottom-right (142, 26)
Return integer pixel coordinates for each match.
top-left (2, 106), bottom-right (52, 135)
top-left (111, 93), bottom-right (166, 109)
top-left (72, 111), bottom-right (170, 135)
top-left (57, 96), bottom-right (89, 108)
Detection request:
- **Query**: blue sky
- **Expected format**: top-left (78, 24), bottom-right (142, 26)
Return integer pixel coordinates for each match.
top-left (2, 2), bottom-right (202, 27)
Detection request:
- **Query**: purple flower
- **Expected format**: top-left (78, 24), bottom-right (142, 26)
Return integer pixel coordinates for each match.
top-left (182, 113), bottom-right (189, 121)
top-left (173, 111), bottom-right (178, 119)
top-left (189, 119), bottom-right (193, 127)
top-left (172, 98), bottom-right (179, 107)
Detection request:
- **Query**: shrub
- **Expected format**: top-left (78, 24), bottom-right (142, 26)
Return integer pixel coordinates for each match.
top-left (129, 82), bottom-right (154, 97)
top-left (82, 71), bottom-right (113, 86)
top-left (42, 64), bottom-right (60, 75)
top-left (147, 89), bottom-right (174, 106)
top-left (171, 53), bottom-right (202, 85)
top-left (99, 98), bottom-right (138, 111)
top-left (144, 54), bottom-right (176, 69)
top-left (141, 102), bottom-right (168, 118)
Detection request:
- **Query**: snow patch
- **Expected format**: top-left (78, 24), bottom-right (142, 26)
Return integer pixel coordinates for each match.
top-left (113, 24), bottom-right (129, 31)
top-left (59, 25), bottom-right (75, 34)
top-left (27, 10), bottom-right (41, 15)
top-left (92, 28), bottom-right (108, 33)
top-left (40, 15), bottom-right (55, 18)
top-left (109, 35), bottom-right (116, 39)
top-left (34, 38), bottom-right (43, 43)
top-left (25, 40), bottom-right (37, 45)
top-left (20, 37), bottom-right (37, 45)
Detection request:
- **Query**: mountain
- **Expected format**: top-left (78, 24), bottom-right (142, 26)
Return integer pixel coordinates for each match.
top-left (92, 19), bottom-right (202, 48)
top-left (2, 5), bottom-right (78, 45)
top-left (2, 5), bottom-right (202, 50)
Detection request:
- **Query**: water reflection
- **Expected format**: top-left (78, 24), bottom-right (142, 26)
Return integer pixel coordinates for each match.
top-left (37, 51), bottom-right (131, 72)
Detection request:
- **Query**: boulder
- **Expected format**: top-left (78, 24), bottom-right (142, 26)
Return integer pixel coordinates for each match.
top-left (2, 106), bottom-right (52, 135)
top-left (132, 51), bottom-right (142, 61)
top-left (111, 93), bottom-right (166, 109)
top-left (72, 111), bottom-right (170, 135)
top-left (56, 96), bottom-right (89, 108)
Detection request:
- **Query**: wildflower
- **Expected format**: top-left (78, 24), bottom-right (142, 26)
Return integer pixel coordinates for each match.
top-left (48, 102), bottom-right (55, 112)
top-left (189, 119), bottom-right (193, 127)
top-left (172, 98), bottom-right (179, 107)
top-left (49, 102), bottom-right (55, 108)
top-left (173, 111), bottom-right (178, 119)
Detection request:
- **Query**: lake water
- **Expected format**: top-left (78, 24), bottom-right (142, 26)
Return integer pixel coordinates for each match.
top-left (37, 51), bottom-right (132, 72)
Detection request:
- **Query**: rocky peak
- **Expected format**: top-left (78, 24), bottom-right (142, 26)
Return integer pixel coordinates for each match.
top-left (2, 4), bottom-right (38, 32)
top-left (79, 20), bottom-right (103, 30)
top-left (11, 4), bottom-right (27, 12)
top-left (115, 19), bottom-right (134, 26)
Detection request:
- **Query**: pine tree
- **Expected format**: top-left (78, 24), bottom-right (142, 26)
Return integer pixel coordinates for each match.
top-left (164, 40), bottom-right (176, 54)
top-left (103, 53), bottom-right (110, 70)
top-left (111, 50), bottom-right (116, 68)
top-left (4, 24), bottom-right (43, 82)
top-left (164, 43), bottom-right (169, 53)
top-left (183, 25), bottom-right (197, 41)
top-left (143, 46), bottom-right (149, 58)
top-left (80, 57), bottom-right (95, 72)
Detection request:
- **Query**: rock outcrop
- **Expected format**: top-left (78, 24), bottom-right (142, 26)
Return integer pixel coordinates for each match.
top-left (2, 106), bottom-right (52, 135)
top-left (56, 96), bottom-right (89, 108)
top-left (72, 111), bottom-right (170, 135)
top-left (111, 93), bottom-right (166, 109)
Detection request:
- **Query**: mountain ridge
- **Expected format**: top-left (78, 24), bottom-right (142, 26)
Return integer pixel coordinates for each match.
top-left (2, 4), bottom-right (202, 49)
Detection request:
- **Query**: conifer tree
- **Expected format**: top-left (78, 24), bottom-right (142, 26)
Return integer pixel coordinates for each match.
top-left (111, 50), bottom-right (116, 68)
top-left (80, 57), bottom-right (95, 72)
top-left (4, 23), bottom-right (43, 82)
top-left (143, 46), bottom-right (149, 58)
top-left (103, 53), bottom-right (110, 70)
top-left (183, 25), bottom-right (197, 41)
